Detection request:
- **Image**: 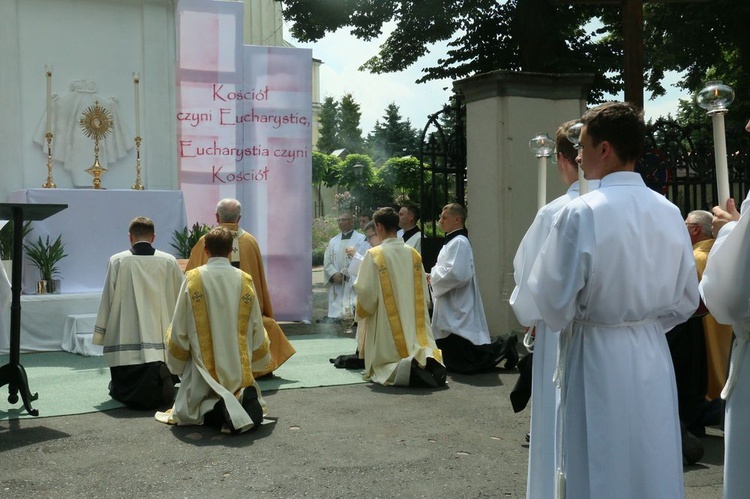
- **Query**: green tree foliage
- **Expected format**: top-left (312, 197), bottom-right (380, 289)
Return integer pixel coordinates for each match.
top-left (312, 151), bottom-right (342, 215)
top-left (316, 96), bottom-right (340, 153)
top-left (378, 156), bottom-right (422, 202)
top-left (335, 154), bottom-right (375, 191)
top-left (366, 103), bottom-right (419, 163)
top-left (283, 0), bottom-right (618, 100)
top-left (339, 94), bottom-right (365, 153)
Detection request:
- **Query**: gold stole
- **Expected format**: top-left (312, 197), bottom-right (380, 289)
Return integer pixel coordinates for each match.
top-left (185, 268), bottom-right (257, 388)
top-left (368, 246), bottom-right (431, 359)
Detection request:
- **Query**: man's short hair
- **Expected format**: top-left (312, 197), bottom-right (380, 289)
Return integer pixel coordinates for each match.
top-left (556, 120), bottom-right (579, 165)
top-left (216, 198), bottom-right (242, 223)
top-left (688, 210), bottom-right (714, 238)
top-left (401, 203), bottom-right (420, 223)
top-left (363, 220), bottom-right (376, 233)
top-left (443, 203), bottom-right (467, 224)
top-left (580, 102), bottom-right (645, 164)
top-left (373, 207), bottom-right (399, 232)
top-left (129, 216), bottom-right (154, 239)
top-left (204, 226), bottom-right (233, 257)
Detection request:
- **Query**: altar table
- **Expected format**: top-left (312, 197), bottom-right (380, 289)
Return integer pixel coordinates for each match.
top-left (9, 189), bottom-right (187, 294)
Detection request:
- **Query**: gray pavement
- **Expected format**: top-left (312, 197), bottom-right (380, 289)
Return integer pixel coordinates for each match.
top-left (0, 269), bottom-right (724, 498)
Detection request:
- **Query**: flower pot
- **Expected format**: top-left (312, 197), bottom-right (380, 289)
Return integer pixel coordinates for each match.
top-left (36, 279), bottom-right (61, 294)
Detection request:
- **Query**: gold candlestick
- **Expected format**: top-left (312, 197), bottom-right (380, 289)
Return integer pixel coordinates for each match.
top-left (132, 136), bottom-right (144, 190)
top-left (42, 132), bottom-right (56, 188)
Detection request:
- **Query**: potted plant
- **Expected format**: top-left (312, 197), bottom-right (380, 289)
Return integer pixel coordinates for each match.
top-left (171, 222), bottom-right (211, 269)
top-left (0, 221), bottom-right (32, 281)
top-left (24, 234), bottom-right (68, 294)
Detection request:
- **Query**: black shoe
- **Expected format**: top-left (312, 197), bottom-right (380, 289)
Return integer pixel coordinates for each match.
top-left (500, 334), bottom-right (519, 370)
top-left (682, 429), bottom-right (704, 465)
top-left (241, 387), bottom-right (264, 428)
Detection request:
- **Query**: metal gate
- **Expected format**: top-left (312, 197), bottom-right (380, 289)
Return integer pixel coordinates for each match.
top-left (418, 97), bottom-right (467, 270)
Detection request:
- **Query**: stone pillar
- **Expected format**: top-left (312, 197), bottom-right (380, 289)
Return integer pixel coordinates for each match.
top-left (453, 71), bottom-right (593, 336)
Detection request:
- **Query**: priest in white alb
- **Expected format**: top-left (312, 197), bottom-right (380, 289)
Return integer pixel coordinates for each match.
top-left (354, 207), bottom-right (445, 387)
top-left (527, 102), bottom-right (698, 499)
top-left (156, 227), bottom-right (271, 434)
top-left (323, 211), bottom-right (367, 321)
top-left (93, 217), bottom-right (184, 409)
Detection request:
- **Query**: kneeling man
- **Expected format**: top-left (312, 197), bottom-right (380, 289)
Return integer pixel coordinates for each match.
top-left (156, 227), bottom-right (271, 433)
top-left (354, 207), bottom-right (446, 387)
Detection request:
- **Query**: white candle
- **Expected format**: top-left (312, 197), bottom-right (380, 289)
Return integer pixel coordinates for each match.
top-left (133, 72), bottom-right (141, 137)
top-left (711, 113), bottom-right (730, 208)
top-left (45, 65), bottom-right (52, 134)
top-left (538, 156), bottom-right (547, 210)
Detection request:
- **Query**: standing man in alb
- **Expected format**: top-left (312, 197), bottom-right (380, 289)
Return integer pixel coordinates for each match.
top-left (323, 211), bottom-right (367, 321)
top-left (527, 102), bottom-right (698, 499)
top-left (157, 227), bottom-right (271, 434)
top-left (354, 207), bottom-right (445, 387)
top-left (187, 198), bottom-right (295, 377)
top-left (398, 203), bottom-right (422, 253)
top-left (93, 217), bottom-right (184, 409)
top-left (510, 120), bottom-right (598, 499)
top-left (429, 203), bottom-right (508, 373)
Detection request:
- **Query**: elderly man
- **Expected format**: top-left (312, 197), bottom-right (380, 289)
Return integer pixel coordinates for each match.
top-left (398, 203), bottom-right (422, 253)
top-left (429, 203), bottom-right (508, 374)
top-left (527, 102), bottom-right (698, 498)
top-left (323, 211), bottom-right (367, 321)
top-left (186, 198), bottom-right (294, 377)
top-left (354, 207), bottom-right (445, 387)
top-left (156, 227), bottom-right (271, 434)
top-left (93, 217), bottom-right (184, 409)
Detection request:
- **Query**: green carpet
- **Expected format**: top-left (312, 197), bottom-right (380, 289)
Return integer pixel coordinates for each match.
top-left (0, 334), bottom-right (364, 420)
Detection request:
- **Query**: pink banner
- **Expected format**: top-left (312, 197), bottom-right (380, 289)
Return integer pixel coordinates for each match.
top-left (176, 0), bottom-right (313, 321)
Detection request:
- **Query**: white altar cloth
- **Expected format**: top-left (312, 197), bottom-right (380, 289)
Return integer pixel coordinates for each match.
top-left (0, 292), bottom-right (101, 353)
top-left (9, 189), bottom-right (187, 294)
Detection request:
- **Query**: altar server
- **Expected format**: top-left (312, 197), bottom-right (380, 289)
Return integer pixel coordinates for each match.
top-left (187, 198), bottom-right (295, 377)
top-left (354, 207), bottom-right (445, 387)
top-left (93, 217), bottom-right (183, 409)
top-left (527, 102), bottom-right (698, 499)
top-left (157, 227), bottom-right (271, 434)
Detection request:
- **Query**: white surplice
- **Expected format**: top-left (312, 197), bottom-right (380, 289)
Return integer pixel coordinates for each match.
top-left (93, 249), bottom-right (184, 366)
top-left (430, 231), bottom-right (491, 345)
top-left (165, 258), bottom-right (271, 432)
top-left (404, 230), bottom-right (422, 253)
top-left (354, 238), bottom-right (442, 386)
top-left (528, 172), bottom-right (698, 499)
top-left (510, 181), bottom-right (589, 499)
top-left (699, 190), bottom-right (750, 499)
top-left (323, 231), bottom-right (367, 318)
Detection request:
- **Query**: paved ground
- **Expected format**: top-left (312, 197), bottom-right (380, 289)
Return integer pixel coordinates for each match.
top-left (0, 269), bottom-right (725, 498)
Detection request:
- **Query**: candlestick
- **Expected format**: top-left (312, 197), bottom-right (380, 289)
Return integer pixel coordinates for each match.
top-left (132, 136), bottom-right (144, 190)
top-left (696, 81), bottom-right (734, 208)
top-left (42, 132), bottom-right (56, 188)
top-left (133, 72), bottom-right (141, 138)
top-left (529, 133), bottom-right (555, 210)
top-left (45, 65), bottom-right (52, 135)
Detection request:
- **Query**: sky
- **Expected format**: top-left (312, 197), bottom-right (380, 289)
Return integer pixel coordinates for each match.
top-left (285, 22), bottom-right (695, 136)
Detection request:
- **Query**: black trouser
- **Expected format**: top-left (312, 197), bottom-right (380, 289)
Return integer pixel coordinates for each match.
top-left (666, 315), bottom-right (708, 432)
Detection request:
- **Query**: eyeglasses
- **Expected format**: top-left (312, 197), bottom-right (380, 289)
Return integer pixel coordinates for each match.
top-left (365, 234), bottom-right (377, 241)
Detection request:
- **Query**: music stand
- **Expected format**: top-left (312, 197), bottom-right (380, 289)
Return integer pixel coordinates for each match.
top-left (0, 203), bottom-right (67, 416)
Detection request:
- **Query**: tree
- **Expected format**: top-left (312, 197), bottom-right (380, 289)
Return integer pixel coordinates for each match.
top-left (312, 151), bottom-right (341, 215)
top-left (316, 96), bottom-right (340, 153)
top-left (366, 103), bottom-right (419, 163)
top-left (338, 94), bottom-right (365, 153)
top-left (283, 0), bottom-right (619, 100)
top-left (378, 156), bottom-right (422, 202)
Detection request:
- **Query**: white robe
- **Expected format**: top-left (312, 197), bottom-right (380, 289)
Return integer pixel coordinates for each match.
top-left (165, 258), bottom-right (271, 432)
top-left (430, 232), bottom-right (491, 345)
top-left (699, 190), bottom-right (750, 499)
top-left (528, 172), bottom-right (698, 499)
top-left (354, 238), bottom-right (442, 386)
top-left (323, 231), bottom-right (367, 318)
top-left (510, 181), bottom-right (587, 499)
top-left (93, 248), bottom-right (184, 367)
top-left (404, 229), bottom-right (422, 253)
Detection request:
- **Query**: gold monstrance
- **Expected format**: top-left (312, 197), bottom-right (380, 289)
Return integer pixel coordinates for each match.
top-left (80, 100), bottom-right (113, 189)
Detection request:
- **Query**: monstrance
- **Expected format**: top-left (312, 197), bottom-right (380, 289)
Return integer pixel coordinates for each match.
top-left (80, 101), bottom-right (113, 189)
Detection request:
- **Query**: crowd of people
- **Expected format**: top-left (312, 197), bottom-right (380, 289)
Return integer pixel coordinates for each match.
top-left (90, 102), bottom-right (750, 497)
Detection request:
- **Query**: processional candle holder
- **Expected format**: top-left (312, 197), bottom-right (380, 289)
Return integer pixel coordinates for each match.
top-left (80, 101), bottom-right (114, 189)
top-left (42, 66), bottom-right (56, 188)
top-left (529, 133), bottom-right (555, 210)
top-left (132, 136), bottom-right (144, 190)
top-left (696, 80), bottom-right (734, 208)
top-left (566, 122), bottom-right (588, 195)
top-left (132, 73), bottom-right (144, 190)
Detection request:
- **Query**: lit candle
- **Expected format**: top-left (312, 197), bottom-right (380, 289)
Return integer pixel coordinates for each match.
top-left (538, 156), bottom-right (547, 210)
top-left (712, 113), bottom-right (730, 207)
top-left (133, 72), bottom-right (141, 137)
top-left (578, 167), bottom-right (588, 195)
top-left (45, 65), bottom-right (52, 134)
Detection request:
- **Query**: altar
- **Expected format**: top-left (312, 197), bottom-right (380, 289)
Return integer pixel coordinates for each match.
top-left (10, 189), bottom-right (187, 294)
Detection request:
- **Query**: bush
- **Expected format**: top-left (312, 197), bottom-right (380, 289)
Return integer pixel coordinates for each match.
top-left (312, 247), bottom-right (325, 266)
top-left (312, 216), bottom-right (339, 267)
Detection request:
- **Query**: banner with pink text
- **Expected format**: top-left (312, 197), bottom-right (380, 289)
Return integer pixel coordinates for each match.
top-left (177, 0), bottom-right (312, 321)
